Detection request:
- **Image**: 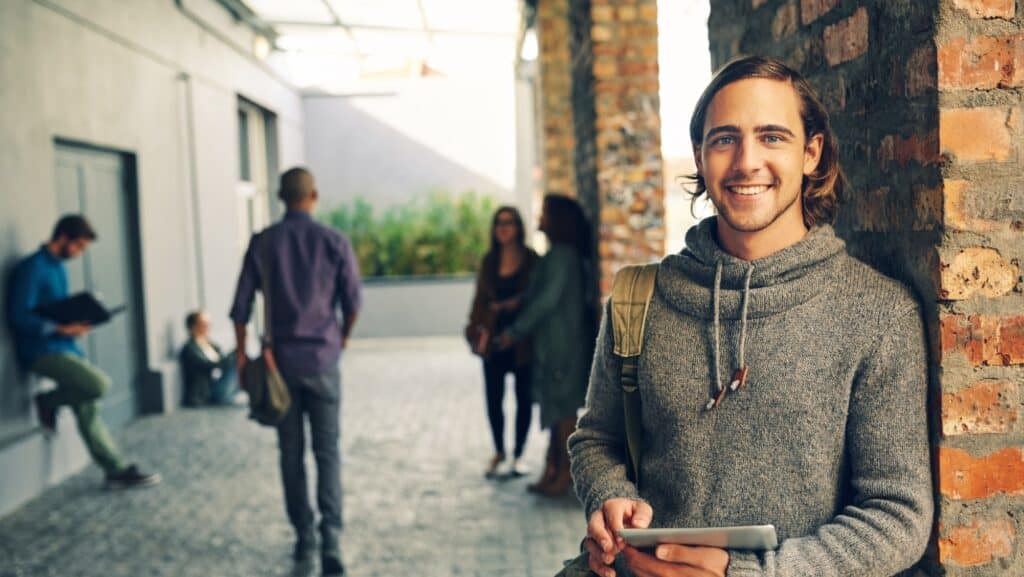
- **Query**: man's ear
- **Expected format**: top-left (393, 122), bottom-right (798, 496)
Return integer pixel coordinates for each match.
top-left (803, 133), bottom-right (824, 176)
top-left (311, 188), bottom-right (319, 201)
top-left (693, 144), bottom-right (704, 175)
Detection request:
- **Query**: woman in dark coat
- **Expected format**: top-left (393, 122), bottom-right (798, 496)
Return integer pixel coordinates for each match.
top-left (466, 206), bottom-right (539, 478)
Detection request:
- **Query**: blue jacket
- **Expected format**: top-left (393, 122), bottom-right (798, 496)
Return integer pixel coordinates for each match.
top-left (6, 247), bottom-right (83, 368)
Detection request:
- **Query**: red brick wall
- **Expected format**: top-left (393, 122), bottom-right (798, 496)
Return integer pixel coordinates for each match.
top-left (934, 1), bottom-right (1023, 573)
top-left (538, 0), bottom-right (577, 200)
top-left (705, 0), bottom-right (1024, 574)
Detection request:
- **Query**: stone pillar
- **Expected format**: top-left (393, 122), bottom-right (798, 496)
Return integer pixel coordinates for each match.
top-left (707, 0), bottom-right (1024, 574)
top-left (537, 0), bottom-right (577, 200)
top-left (588, 0), bottom-right (665, 294)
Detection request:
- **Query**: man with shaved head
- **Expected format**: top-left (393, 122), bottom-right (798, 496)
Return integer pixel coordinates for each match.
top-left (231, 166), bottom-right (361, 575)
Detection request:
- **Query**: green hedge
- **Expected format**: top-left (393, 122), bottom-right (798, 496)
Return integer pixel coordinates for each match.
top-left (319, 191), bottom-right (496, 278)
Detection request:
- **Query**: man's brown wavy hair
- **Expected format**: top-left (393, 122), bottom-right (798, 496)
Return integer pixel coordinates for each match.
top-left (687, 56), bottom-right (845, 228)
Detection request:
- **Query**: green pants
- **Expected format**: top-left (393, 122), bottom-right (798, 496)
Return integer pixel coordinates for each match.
top-left (31, 353), bottom-right (126, 475)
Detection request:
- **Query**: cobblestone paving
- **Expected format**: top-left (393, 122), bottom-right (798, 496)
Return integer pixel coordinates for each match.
top-left (0, 337), bottom-right (585, 577)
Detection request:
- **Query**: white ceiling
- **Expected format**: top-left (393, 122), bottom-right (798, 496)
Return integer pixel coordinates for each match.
top-left (244, 0), bottom-right (521, 92)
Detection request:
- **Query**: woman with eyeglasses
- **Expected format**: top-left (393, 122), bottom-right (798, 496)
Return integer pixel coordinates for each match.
top-left (466, 206), bottom-right (539, 478)
top-left (495, 195), bottom-right (596, 496)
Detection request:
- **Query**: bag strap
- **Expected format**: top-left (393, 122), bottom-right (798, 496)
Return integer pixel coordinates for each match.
top-left (258, 231), bottom-right (273, 347)
top-left (609, 263), bottom-right (658, 487)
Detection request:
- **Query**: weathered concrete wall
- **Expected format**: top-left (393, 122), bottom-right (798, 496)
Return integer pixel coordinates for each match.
top-left (706, 0), bottom-right (1024, 574)
top-left (0, 0), bottom-right (303, 516)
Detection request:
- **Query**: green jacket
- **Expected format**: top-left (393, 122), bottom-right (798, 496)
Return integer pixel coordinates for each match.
top-left (505, 243), bottom-right (590, 428)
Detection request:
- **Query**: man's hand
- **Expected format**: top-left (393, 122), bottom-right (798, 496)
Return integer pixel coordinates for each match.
top-left (585, 498), bottom-right (654, 577)
top-left (56, 323), bottom-right (90, 337)
top-left (622, 544), bottom-right (729, 577)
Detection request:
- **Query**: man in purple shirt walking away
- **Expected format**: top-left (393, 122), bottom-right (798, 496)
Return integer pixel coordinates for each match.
top-left (230, 167), bottom-right (361, 576)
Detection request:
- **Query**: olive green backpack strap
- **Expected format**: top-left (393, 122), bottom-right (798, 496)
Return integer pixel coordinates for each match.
top-left (609, 263), bottom-right (659, 487)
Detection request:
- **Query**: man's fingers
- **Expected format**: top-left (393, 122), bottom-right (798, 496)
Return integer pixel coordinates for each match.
top-left (629, 501), bottom-right (654, 529)
top-left (587, 510), bottom-right (615, 552)
top-left (654, 545), bottom-right (729, 574)
top-left (584, 538), bottom-right (616, 577)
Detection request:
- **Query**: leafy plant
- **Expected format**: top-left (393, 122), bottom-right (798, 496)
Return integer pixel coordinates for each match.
top-left (319, 191), bottom-right (496, 278)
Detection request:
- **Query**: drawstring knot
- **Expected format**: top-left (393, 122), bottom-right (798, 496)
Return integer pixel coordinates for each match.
top-left (705, 261), bottom-right (754, 411)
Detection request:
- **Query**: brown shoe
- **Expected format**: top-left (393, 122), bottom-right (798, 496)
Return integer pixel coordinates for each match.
top-left (484, 453), bottom-right (506, 479)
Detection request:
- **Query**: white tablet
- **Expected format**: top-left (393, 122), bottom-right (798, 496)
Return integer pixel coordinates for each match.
top-left (617, 525), bottom-right (778, 551)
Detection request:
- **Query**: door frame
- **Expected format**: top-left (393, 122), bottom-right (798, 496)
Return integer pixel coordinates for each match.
top-left (53, 137), bottom-right (150, 422)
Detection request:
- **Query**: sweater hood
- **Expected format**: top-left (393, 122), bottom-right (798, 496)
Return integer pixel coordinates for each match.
top-left (658, 216), bottom-right (847, 321)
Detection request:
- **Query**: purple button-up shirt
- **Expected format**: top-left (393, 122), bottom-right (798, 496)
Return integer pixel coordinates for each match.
top-left (230, 210), bottom-right (362, 377)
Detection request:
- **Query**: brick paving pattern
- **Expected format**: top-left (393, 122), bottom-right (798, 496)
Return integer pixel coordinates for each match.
top-left (0, 337), bottom-right (585, 577)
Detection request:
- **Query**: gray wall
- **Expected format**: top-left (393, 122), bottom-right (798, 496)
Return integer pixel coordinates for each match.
top-left (303, 77), bottom-right (518, 212)
top-left (0, 0), bottom-right (303, 516)
top-left (353, 277), bottom-right (475, 339)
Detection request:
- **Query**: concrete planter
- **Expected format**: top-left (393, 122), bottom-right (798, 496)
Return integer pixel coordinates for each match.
top-left (353, 275), bottom-right (475, 339)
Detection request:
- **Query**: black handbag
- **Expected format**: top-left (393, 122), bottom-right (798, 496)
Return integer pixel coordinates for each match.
top-left (246, 232), bottom-right (291, 426)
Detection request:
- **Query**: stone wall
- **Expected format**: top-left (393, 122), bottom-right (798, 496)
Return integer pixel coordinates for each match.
top-left (706, 0), bottom-right (1024, 574)
top-left (588, 0), bottom-right (666, 293)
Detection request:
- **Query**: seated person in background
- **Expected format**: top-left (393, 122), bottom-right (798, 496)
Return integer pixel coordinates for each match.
top-left (179, 310), bottom-right (237, 406)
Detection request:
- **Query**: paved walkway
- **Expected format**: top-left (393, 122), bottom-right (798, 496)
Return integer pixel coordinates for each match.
top-left (0, 338), bottom-right (585, 577)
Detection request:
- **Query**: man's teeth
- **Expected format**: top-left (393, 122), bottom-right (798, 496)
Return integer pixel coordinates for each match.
top-left (729, 185), bottom-right (771, 195)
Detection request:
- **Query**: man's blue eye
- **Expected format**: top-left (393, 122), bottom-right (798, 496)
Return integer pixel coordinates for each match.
top-left (764, 134), bottom-right (783, 143)
top-left (712, 136), bottom-right (735, 146)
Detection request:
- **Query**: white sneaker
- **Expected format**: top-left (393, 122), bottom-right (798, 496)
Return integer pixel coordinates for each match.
top-left (509, 458), bottom-right (529, 477)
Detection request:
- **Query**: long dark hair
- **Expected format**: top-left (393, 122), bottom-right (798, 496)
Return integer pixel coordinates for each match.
top-left (542, 194), bottom-right (599, 360)
top-left (483, 206), bottom-right (526, 274)
top-left (686, 55), bottom-right (844, 228)
top-left (542, 195), bottom-right (591, 256)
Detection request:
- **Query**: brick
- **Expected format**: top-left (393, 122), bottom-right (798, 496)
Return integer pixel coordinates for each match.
top-left (592, 25), bottom-right (614, 42)
top-left (639, 4), bottom-right (658, 20)
top-left (905, 43), bottom-right (935, 97)
top-left (772, 2), bottom-right (799, 40)
top-left (938, 447), bottom-right (1024, 499)
top-left (877, 131), bottom-right (940, 170)
top-left (940, 107), bottom-right (1014, 162)
top-left (593, 58), bottom-right (619, 79)
top-left (951, 0), bottom-right (1016, 19)
top-left (938, 518), bottom-right (1016, 566)
top-left (939, 247), bottom-right (1018, 299)
top-left (939, 34), bottom-right (1024, 90)
top-left (801, 0), bottom-right (838, 24)
top-left (912, 184), bottom-right (942, 231)
top-left (617, 5), bottom-right (637, 21)
top-left (941, 313), bottom-right (1024, 366)
top-left (942, 380), bottom-right (1019, 436)
top-left (823, 8), bottom-right (868, 66)
top-left (592, 5), bottom-right (614, 22)
top-left (944, 179), bottom-right (1003, 232)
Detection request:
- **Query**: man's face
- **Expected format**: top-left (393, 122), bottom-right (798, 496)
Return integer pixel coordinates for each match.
top-left (695, 78), bottom-right (823, 240)
top-left (57, 237), bottom-right (91, 260)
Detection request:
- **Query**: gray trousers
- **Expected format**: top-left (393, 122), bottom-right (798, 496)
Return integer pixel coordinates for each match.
top-left (277, 366), bottom-right (342, 553)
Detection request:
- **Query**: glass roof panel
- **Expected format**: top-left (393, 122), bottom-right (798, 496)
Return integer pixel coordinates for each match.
top-left (245, 0), bottom-right (334, 24)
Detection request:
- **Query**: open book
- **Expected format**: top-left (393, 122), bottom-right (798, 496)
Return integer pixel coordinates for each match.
top-left (33, 292), bottom-right (126, 326)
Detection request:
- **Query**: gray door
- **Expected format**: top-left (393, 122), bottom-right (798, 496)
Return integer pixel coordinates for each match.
top-left (55, 144), bottom-right (143, 429)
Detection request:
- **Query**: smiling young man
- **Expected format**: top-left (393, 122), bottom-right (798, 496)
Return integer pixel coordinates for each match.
top-left (568, 57), bottom-right (932, 577)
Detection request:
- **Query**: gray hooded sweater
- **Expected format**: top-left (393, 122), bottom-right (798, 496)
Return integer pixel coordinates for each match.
top-left (569, 218), bottom-right (932, 577)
